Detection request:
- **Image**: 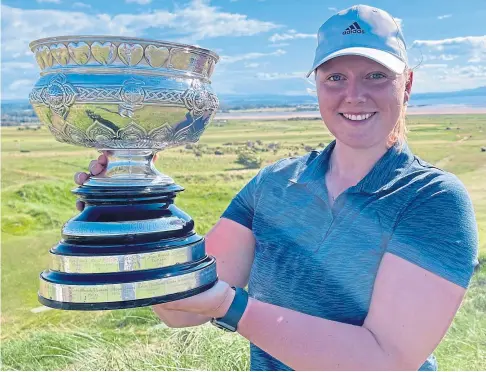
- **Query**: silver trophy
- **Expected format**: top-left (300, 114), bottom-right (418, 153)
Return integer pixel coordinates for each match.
top-left (29, 36), bottom-right (220, 310)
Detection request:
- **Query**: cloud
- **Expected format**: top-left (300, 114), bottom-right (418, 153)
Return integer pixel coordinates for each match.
top-left (269, 42), bottom-right (289, 48)
top-left (1, 62), bottom-right (36, 72)
top-left (256, 71), bottom-right (306, 80)
top-left (412, 35), bottom-right (486, 49)
top-left (37, 0), bottom-right (61, 3)
top-left (412, 35), bottom-right (486, 63)
top-left (412, 63), bottom-right (486, 93)
top-left (435, 54), bottom-right (458, 61)
top-left (328, 7), bottom-right (337, 11)
top-left (221, 49), bottom-right (286, 64)
top-left (468, 56), bottom-right (481, 63)
top-left (269, 29), bottom-right (315, 43)
top-left (394, 17), bottom-right (403, 29)
top-left (126, 0), bottom-right (151, 4)
top-left (420, 63), bottom-right (448, 69)
top-left (72, 2), bottom-right (91, 8)
top-left (1, 1), bottom-right (281, 99)
top-left (1, 2), bottom-right (280, 58)
top-left (0, 6), bottom-right (174, 58)
top-left (452, 64), bottom-right (486, 78)
top-left (245, 62), bottom-right (260, 68)
top-left (174, 0), bottom-right (280, 43)
top-left (437, 14), bottom-right (452, 20)
top-left (419, 54), bottom-right (458, 62)
top-left (3, 79), bottom-right (36, 93)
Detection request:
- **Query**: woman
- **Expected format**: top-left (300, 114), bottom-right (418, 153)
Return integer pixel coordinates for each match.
top-left (75, 5), bottom-right (479, 370)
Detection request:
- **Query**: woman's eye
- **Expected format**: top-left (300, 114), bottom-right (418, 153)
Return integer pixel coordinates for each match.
top-left (327, 74), bottom-right (344, 82)
top-left (368, 72), bottom-right (386, 79)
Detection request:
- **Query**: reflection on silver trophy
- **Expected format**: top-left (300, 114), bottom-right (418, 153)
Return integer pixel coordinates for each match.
top-left (29, 36), bottom-right (220, 310)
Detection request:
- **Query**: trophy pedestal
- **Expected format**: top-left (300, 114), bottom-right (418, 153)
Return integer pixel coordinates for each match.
top-left (38, 171), bottom-right (218, 310)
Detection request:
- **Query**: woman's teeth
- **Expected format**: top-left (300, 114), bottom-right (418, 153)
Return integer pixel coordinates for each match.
top-left (342, 113), bottom-right (375, 121)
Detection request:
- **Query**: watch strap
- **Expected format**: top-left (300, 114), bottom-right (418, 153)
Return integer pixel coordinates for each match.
top-left (211, 287), bottom-right (248, 332)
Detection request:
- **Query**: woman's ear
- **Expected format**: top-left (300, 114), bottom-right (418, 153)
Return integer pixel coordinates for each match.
top-left (404, 70), bottom-right (413, 104)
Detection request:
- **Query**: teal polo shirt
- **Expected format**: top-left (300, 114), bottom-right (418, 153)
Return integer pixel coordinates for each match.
top-left (221, 139), bottom-right (479, 371)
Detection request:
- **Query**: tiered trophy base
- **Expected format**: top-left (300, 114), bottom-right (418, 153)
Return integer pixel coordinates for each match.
top-left (38, 181), bottom-right (218, 311)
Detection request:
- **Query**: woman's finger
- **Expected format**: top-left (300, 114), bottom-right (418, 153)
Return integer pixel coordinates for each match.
top-left (74, 172), bottom-right (90, 185)
top-left (101, 150), bottom-right (113, 159)
top-left (89, 160), bottom-right (105, 176)
top-left (76, 199), bottom-right (85, 212)
top-left (98, 153), bottom-right (108, 166)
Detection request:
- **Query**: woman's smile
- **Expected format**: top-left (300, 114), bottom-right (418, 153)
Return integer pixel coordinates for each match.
top-left (338, 111), bottom-right (378, 125)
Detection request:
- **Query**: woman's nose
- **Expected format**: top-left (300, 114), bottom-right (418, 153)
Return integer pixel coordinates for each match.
top-left (344, 80), bottom-right (367, 104)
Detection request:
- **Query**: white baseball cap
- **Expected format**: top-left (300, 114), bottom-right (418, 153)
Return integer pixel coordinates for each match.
top-left (307, 4), bottom-right (408, 78)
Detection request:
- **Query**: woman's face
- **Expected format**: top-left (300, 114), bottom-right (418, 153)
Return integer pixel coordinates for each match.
top-left (315, 55), bottom-right (412, 149)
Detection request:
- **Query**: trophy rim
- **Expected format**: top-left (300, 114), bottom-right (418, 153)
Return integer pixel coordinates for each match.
top-left (29, 35), bottom-right (220, 63)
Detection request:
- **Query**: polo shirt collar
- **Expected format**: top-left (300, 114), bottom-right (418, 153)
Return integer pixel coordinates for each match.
top-left (290, 139), bottom-right (415, 195)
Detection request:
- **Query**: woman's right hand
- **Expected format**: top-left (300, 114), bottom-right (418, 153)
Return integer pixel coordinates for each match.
top-left (152, 306), bottom-right (210, 328)
top-left (73, 152), bottom-right (109, 211)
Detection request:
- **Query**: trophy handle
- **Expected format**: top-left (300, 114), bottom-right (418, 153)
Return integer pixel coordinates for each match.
top-left (84, 149), bottom-right (174, 187)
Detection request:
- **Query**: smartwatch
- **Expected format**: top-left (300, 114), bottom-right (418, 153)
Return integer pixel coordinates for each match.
top-left (210, 287), bottom-right (249, 332)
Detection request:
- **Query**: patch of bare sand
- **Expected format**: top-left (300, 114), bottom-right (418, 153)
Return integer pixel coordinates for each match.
top-left (215, 107), bottom-right (486, 121)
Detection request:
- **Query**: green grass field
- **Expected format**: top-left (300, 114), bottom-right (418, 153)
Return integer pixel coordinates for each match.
top-left (2, 115), bottom-right (486, 370)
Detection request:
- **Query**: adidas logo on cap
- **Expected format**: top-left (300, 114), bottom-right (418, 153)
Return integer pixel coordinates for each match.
top-left (342, 22), bottom-right (365, 35)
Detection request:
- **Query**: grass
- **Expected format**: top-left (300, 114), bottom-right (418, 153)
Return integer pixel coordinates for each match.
top-left (1, 115), bottom-right (486, 370)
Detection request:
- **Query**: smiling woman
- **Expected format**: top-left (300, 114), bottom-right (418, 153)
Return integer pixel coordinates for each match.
top-left (75, 4), bottom-right (479, 372)
top-left (315, 56), bottom-right (412, 153)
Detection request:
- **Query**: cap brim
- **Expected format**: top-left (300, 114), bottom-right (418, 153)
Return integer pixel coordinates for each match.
top-left (306, 47), bottom-right (406, 78)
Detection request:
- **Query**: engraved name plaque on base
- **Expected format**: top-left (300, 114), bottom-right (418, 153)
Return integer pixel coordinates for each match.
top-left (29, 36), bottom-right (220, 310)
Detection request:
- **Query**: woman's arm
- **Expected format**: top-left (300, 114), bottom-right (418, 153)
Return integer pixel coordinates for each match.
top-left (236, 252), bottom-right (467, 371)
top-left (160, 252), bottom-right (467, 369)
top-left (153, 160), bottom-right (269, 327)
top-left (205, 218), bottom-right (256, 287)
top-left (153, 218), bottom-right (255, 326)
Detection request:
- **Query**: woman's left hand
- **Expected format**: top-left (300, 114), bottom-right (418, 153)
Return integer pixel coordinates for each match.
top-left (156, 280), bottom-right (235, 319)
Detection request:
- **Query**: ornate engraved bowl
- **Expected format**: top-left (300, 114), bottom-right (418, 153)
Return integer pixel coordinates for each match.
top-left (29, 36), bottom-right (220, 150)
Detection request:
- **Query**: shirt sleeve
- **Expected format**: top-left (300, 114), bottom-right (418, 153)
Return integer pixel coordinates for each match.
top-left (220, 165), bottom-right (271, 230)
top-left (386, 173), bottom-right (479, 289)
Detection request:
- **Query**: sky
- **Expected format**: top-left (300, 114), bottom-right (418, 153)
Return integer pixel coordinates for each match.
top-left (1, 0), bottom-right (486, 100)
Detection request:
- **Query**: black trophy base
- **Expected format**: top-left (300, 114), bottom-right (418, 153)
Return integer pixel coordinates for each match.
top-left (37, 182), bottom-right (218, 310)
top-left (38, 281), bottom-right (217, 311)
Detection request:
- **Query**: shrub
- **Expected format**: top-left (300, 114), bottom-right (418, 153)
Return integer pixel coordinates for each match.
top-left (236, 150), bottom-right (262, 169)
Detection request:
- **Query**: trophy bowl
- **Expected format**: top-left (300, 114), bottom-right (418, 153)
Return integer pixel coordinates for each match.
top-left (29, 36), bottom-right (220, 310)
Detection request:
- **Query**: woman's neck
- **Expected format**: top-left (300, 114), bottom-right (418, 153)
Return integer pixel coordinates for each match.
top-left (328, 140), bottom-right (389, 185)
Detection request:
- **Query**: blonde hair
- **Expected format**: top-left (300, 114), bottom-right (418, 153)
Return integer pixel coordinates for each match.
top-left (386, 67), bottom-right (412, 152)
